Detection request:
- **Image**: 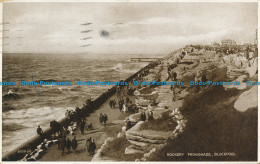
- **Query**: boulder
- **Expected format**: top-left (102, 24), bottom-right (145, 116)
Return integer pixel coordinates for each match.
top-left (223, 54), bottom-right (248, 69)
top-left (139, 99), bottom-right (150, 106)
top-left (234, 86), bottom-right (258, 112)
top-left (246, 57), bottom-right (258, 77)
top-left (128, 113), bottom-right (141, 123)
top-left (233, 58), bottom-right (243, 68)
top-left (91, 149), bottom-right (113, 161)
top-left (224, 75), bottom-right (248, 91)
top-left (143, 148), bottom-right (156, 159)
top-left (236, 75), bottom-right (248, 82)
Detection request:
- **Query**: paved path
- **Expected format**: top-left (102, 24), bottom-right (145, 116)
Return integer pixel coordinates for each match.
top-left (40, 93), bottom-right (134, 161)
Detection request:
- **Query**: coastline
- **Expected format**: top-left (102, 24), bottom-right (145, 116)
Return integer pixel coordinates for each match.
top-left (3, 44), bottom-right (258, 161)
top-left (2, 49), bottom-right (173, 161)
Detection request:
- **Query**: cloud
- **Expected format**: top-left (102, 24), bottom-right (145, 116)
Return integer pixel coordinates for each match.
top-left (3, 3), bottom-right (257, 54)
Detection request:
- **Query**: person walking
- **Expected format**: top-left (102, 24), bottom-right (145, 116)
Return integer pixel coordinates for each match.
top-left (86, 137), bottom-right (92, 155)
top-left (89, 139), bottom-right (96, 156)
top-left (61, 136), bottom-right (66, 156)
top-left (99, 113), bottom-right (103, 125)
top-left (126, 118), bottom-right (132, 130)
top-left (123, 103), bottom-right (127, 113)
top-left (71, 136), bottom-right (78, 154)
top-left (66, 138), bottom-right (71, 153)
top-left (36, 125), bottom-right (44, 138)
top-left (109, 100), bottom-right (112, 108)
top-left (119, 100), bottom-right (123, 112)
top-left (57, 134), bottom-right (62, 150)
top-left (103, 114), bottom-right (108, 126)
top-left (148, 111), bottom-right (154, 121)
top-left (113, 100), bottom-right (116, 108)
top-left (80, 119), bottom-right (85, 135)
top-left (126, 96), bottom-right (129, 104)
top-left (140, 112), bottom-right (146, 121)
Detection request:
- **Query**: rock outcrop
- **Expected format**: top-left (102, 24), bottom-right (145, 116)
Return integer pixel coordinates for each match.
top-left (223, 54), bottom-right (257, 77)
top-left (222, 54), bottom-right (248, 69)
top-left (126, 121), bottom-right (170, 152)
top-left (234, 85), bottom-right (258, 112)
top-left (224, 75), bottom-right (248, 90)
top-left (91, 137), bottom-right (114, 161)
top-left (246, 57), bottom-right (258, 77)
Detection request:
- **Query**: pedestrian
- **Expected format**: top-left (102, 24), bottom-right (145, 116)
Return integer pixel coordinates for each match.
top-left (126, 96), bottom-right (129, 104)
top-left (61, 136), bottom-right (66, 156)
top-left (62, 126), bottom-right (68, 138)
top-left (86, 137), bottom-right (92, 155)
top-left (119, 101), bottom-right (123, 112)
top-left (117, 86), bottom-right (120, 97)
top-left (71, 136), bottom-right (78, 153)
top-left (113, 100), bottom-right (116, 108)
top-left (140, 112), bottom-right (146, 121)
top-left (99, 113), bottom-right (103, 125)
top-left (57, 135), bottom-right (62, 150)
top-left (117, 87), bottom-right (121, 97)
top-left (66, 138), bottom-right (71, 153)
top-left (148, 111), bottom-right (154, 121)
top-left (36, 125), bottom-right (44, 137)
top-left (80, 119), bottom-right (85, 135)
top-left (57, 137), bottom-right (61, 150)
top-left (89, 139), bottom-right (96, 156)
top-left (109, 100), bottom-right (113, 109)
top-left (126, 118), bottom-right (132, 130)
top-left (103, 114), bottom-right (108, 126)
top-left (123, 103), bottom-right (127, 113)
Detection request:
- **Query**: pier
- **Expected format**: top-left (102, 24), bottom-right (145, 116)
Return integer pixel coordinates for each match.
top-left (130, 58), bottom-right (163, 62)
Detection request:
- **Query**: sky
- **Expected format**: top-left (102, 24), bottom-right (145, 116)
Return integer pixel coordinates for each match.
top-left (2, 2), bottom-right (258, 54)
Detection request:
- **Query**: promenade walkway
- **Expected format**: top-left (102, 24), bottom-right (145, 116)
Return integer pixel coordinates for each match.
top-left (40, 93), bottom-right (134, 161)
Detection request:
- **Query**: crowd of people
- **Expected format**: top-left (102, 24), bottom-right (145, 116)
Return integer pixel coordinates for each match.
top-left (36, 107), bottom-right (97, 157)
top-left (187, 43), bottom-right (258, 59)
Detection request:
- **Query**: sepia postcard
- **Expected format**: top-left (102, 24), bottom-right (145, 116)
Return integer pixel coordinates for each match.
top-left (0, 0), bottom-right (259, 163)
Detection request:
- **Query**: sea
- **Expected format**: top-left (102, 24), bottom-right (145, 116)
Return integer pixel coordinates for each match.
top-left (2, 53), bottom-right (161, 156)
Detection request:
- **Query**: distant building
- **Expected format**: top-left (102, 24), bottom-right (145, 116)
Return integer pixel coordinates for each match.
top-left (221, 39), bottom-right (236, 46)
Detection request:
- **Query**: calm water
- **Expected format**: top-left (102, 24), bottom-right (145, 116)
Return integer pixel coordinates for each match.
top-left (2, 53), bottom-right (158, 156)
